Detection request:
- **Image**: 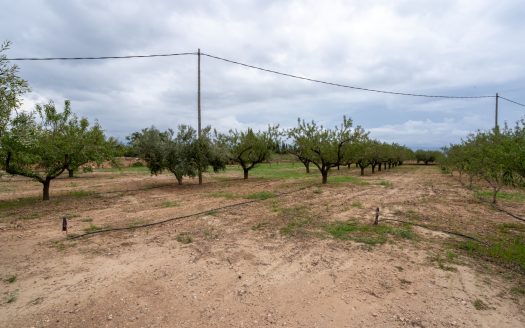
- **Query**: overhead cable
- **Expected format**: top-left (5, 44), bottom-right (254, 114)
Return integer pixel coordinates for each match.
top-left (6, 52), bottom-right (196, 61)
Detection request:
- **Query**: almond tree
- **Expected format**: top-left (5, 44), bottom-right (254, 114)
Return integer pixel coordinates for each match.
top-left (217, 127), bottom-right (274, 179)
top-left (2, 101), bottom-right (110, 200)
top-left (288, 116), bottom-right (354, 184)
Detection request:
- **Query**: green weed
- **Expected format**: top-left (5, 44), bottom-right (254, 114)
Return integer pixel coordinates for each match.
top-left (458, 238), bottom-right (525, 272)
top-left (5, 275), bottom-right (16, 283)
top-left (246, 191), bottom-right (276, 200)
top-left (127, 219), bottom-right (146, 228)
top-left (473, 299), bottom-right (489, 310)
top-left (161, 200), bottom-right (179, 208)
top-left (324, 220), bottom-right (415, 245)
top-left (80, 217), bottom-right (93, 223)
top-left (351, 201), bottom-right (363, 208)
top-left (84, 224), bottom-right (103, 233)
top-left (5, 290), bottom-right (18, 304)
top-left (209, 191), bottom-right (238, 199)
top-left (69, 190), bottom-right (94, 198)
top-left (252, 222), bottom-right (270, 231)
top-left (378, 180), bottom-right (393, 188)
top-left (176, 232), bottom-right (193, 244)
top-left (475, 190), bottom-right (525, 203)
top-left (329, 175), bottom-right (369, 185)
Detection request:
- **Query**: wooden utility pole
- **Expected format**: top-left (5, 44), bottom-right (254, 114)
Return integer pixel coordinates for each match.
top-left (197, 48), bottom-right (202, 184)
top-left (495, 93), bottom-right (499, 131)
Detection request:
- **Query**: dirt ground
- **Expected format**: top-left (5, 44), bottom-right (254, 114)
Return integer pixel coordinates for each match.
top-left (0, 164), bottom-right (524, 327)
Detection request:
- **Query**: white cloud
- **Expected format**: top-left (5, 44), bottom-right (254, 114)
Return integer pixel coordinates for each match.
top-left (2, 0), bottom-right (524, 145)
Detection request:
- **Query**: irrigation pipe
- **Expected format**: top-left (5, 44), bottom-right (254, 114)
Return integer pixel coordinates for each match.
top-left (68, 185), bottom-right (311, 240)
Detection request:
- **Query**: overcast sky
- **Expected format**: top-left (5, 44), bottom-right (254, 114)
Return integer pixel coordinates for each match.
top-left (2, 0), bottom-right (525, 148)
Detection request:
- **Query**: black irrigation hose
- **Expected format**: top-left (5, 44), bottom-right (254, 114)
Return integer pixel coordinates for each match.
top-left (493, 205), bottom-right (525, 223)
top-left (380, 218), bottom-right (487, 245)
top-left (452, 175), bottom-right (525, 224)
top-left (68, 185), bottom-right (311, 240)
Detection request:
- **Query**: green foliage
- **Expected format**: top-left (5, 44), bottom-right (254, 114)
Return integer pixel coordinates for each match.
top-left (0, 41), bottom-right (30, 139)
top-left (84, 224), bottom-right (103, 233)
top-left (4, 275), bottom-right (16, 283)
top-left (415, 150), bottom-right (442, 165)
top-left (472, 299), bottom-right (489, 310)
top-left (458, 238), bottom-right (525, 272)
top-left (216, 126), bottom-right (275, 179)
top-left (129, 125), bottom-right (226, 184)
top-left (324, 220), bottom-right (415, 245)
top-left (176, 232), bottom-right (193, 244)
top-left (443, 123), bottom-right (525, 203)
top-left (245, 191), bottom-right (276, 200)
top-left (1, 100), bottom-right (112, 200)
top-left (288, 116), bottom-right (357, 183)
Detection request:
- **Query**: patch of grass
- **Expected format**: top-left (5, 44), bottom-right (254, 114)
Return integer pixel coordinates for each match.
top-left (246, 191), bottom-right (276, 200)
top-left (5, 275), bottom-right (16, 283)
top-left (5, 290), bottom-right (18, 304)
top-left (252, 222), bottom-right (269, 231)
top-left (351, 201), bottom-right (363, 208)
top-left (378, 180), bottom-right (393, 188)
top-left (51, 240), bottom-right (66, 251)
top-left (69, 190), bottom-right (95, 198)
top-left (429, 252), bottom-right (458, 272)
top-left (18, 213), bottom-right (39, 220)
top-left (475, 190), bottom-right (525, 203)
top-left (394, 209), bottom-right (422, 221)
top-left (329, 175), bottom-right (369, 185)
top-left (458, 238), bottom-right (525, 272)
top-left (161, 200), bottom-right (179, 208)
top-left (279, 206), bottom-right (316, 237)
top-left (203, 228), bottom-right (219, 240)
top-left (127, 219), bottom-right (146, 228)
top-left (472, 299), bottom-right (489, 310)
top-left (246, 163), bottom-right (314, 179)
top-left (176, 232), bottom-right (193, 244)
top-left (206, 210), bottom-right (218, 216)
top-left (0, 197), bottom-right (39, 210)
top-left (510, 286), bottom-right (525, 296)
top-left (80, 217), bottom-right (93, 223)
top-left (312, 188), bottom-right (323, 194)
top-left (209, 191), bottom-right (238, 199)
top-left (324, 220), bottom-right (415, 245)
top-left (84, 224), bottom-right (103, 233)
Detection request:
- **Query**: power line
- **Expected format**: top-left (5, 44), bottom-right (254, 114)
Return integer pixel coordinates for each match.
top-left (499, 96), bottom-right (525, 108)
top-left (6, 50), bottom-right (525, 104)
top-left (201, 52), bottom-right (495, 99)
top-left (6, 52), bottom-right (196, 61)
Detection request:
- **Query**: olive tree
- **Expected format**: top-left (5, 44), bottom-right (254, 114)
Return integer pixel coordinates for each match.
top-left (129, 125), bottom-right (226, 184)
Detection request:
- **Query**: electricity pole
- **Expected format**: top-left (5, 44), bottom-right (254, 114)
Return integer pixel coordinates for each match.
top-left (495, 92), bottom-right (499, 131)
top-left (197, 48), bottom-right (202, 184)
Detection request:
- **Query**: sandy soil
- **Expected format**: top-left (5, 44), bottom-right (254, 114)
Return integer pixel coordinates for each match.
top-left (0, 165), bottom-right (524, 327)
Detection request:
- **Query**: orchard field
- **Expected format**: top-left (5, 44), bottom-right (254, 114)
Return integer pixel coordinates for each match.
top-left (0, 160), bottom-right (524, 327)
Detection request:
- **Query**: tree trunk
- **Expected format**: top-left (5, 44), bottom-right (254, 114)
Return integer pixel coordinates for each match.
top-left (372, 164), bottom-right (376, 173)
top-left (388, 163), bottom-right (391, 169)
top-left (176, 177), bottom-right (183, 185)
top-left (347, 164), bottom-right (351, 169)
top-left (303, 161), bottom-right (310, 174)
top-left (43, 178), bottom-right (51, 201)
top-left (198, 172), bottom-right (202, 185)
top-left (243, 168), bottom-right (249, 179)
top-left (322, 170), bottom-right (328, 184)
top-left (492, 187), bottom-right (498, 204)
top-left (337, 165), bottom-right (340, 171)
top-left (68, 169), bottom-right (74, 178)
top-left (378, 164), bottom-right (382, 172)
top-left (360, 167), bottom-right (365, 176)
